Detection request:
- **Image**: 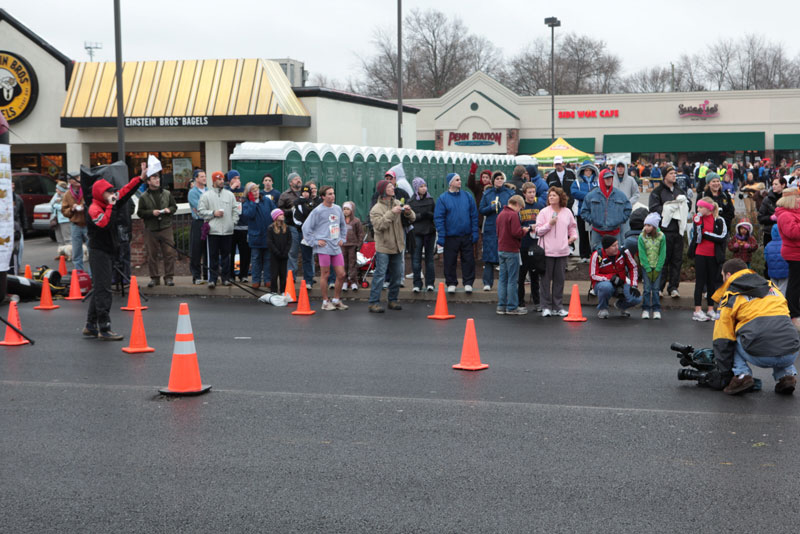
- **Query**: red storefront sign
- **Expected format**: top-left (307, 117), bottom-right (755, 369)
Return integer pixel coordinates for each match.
top-left (558, 109), bottom-right (619, 119)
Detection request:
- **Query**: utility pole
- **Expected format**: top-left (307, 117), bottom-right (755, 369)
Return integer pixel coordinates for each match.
top-left (397, 0), bottom-right (403, 148)
top-left (84, 42), bottom-right (103, 61)
top-left (113, 0), bottom-right (125, 162)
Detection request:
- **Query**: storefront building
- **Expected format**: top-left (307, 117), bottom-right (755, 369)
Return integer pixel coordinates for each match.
top-left (408, 72), bottom-right (800, 165)
top-left (1, 9), bottom-right (417, 200)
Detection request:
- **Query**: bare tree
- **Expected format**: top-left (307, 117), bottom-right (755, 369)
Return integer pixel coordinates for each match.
top-left (704, 39), bottom-right (735, 90)
top-left (675, 54), bottom-right (706, 92)
top-left (621, 66), bottom-right (672, 93)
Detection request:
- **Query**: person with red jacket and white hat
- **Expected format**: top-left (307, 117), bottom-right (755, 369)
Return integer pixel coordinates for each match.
top-left (590, 235), bottom-right (641, 319)
top-left (82, 162), bottom-right (146, 340)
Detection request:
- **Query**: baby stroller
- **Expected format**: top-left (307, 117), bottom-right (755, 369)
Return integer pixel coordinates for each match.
top-left (357, 240), bottom-right (376, 288)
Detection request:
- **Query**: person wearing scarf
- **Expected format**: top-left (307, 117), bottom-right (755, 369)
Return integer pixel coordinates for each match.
top-left (61, 173), bottom-right (90, 274)
top-left (408, 177), bottom-right (436, 292)
top-left (240, 181), bottom-right (277, 289)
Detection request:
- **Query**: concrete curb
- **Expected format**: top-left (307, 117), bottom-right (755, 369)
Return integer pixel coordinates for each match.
top-left (136, 276), bottom-right (700, 310)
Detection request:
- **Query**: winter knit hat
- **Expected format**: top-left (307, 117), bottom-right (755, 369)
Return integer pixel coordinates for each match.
top-left (211, 171), bottom-right (226, 182)
top-left (644, 212), bottom-right (661, 228)
top-left (446, 173), bottom-right (460, 186)
top-left (342, 201), bottom-right (355, 212)
top-left (705, 171), bottom-right (720, 182)
top-left (270, 208), bottom-right (283, 221)
top-left (376, 179), bottom-right (390, 197)
top-left (601, 235), bottom-right (618, 250)
top-left (735, 219), bottom-right (753, 234)
top-left (226, 170), bottom-right (240, 181)
top-left (663, 165), bottom-right (675, 177)
top-left (412, 177), bottom-right (426, 196)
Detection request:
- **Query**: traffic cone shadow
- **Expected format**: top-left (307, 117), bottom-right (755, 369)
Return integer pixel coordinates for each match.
top-left (563, 283), bottom-right (587, 322)
top-left (0, 302), bottom-right (30, 346)
top-left (34, 280), bottom-right (59, 310)
top-left (64, 269), bottom-right (83, 301)
top-left (284, 269), bottom-right (297, 303)
top-left (452, 318), bottom-right (488, 371)
top-left (122, 307), bottom-right (155, 354)
top-left (291, 282), bottom-right (315, 316)
top-left (121, 275), bottom-right (148, 311)
top-left (428, 282), bottom-right (455, 320)
top-left (58, 256), bottom-right (67, 277)
top-left (159, 303), bottom-right (211, 395)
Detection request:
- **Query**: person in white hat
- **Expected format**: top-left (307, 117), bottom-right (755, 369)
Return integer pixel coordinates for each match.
top-left (546, 156), bottom-right (577, 209)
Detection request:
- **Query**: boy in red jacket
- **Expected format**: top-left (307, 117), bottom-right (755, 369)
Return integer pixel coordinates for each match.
top-left (590, 235), bottom-right (641, 318)
top-left (496, 195), bottom-right (532, 315)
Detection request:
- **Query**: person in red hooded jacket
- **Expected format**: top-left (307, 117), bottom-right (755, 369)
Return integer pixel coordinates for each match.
top-left (775, 188), bottom-right (800, 328)
top-left (81, 162), bottom-right (146, 340)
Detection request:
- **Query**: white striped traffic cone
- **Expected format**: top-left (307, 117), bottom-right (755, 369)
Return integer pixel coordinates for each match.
top-left (159, 302), bottom-right (211, 396)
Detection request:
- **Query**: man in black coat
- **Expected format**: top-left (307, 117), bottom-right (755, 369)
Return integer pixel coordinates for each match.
top-left (546, 156), bottom-right (577, 209)
top-left (758, 176), bottom-right (786, 248)
top-left (648, 166), bottom-right (690, 298)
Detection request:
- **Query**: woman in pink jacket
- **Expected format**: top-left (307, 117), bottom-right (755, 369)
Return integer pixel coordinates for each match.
top-left (536, 187), bottom-right (578, 317)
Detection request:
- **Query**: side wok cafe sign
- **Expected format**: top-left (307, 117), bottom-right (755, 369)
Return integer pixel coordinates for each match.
top-left (678, 100), bottom-right (719, 120)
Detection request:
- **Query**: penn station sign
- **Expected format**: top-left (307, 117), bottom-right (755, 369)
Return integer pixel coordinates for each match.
top-left (0, 51), bottom-right (38, 123)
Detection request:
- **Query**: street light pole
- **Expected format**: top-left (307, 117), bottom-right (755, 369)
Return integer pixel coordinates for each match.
top-left (544, 17), bottom-right (560, 142)
top-left (113, 0), bottom-right (125, 162)
top-left (397, 0), bottom-right (403, 148)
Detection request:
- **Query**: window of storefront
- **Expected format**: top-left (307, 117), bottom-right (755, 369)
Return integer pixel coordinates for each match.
top-left (11, 153), bottom-right (66, 175)
top-left (90, 150), bottom-right (203, 202)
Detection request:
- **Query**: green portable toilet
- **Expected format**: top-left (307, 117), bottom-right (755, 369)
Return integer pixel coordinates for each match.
top-left (366, 153), bottom-right (379, 205)
top-left (352, 152), bottom-right (366, 220)
top-left (305, 150), bottom-right (322, 186)
top-left (378, 152), bottom-right (389, 176)
top-left (419, 155), bottom-right (429, 183)
top-left (336, 149), bottom-right (352, 207)
top-left (285, 150), bottom-right (304, 190)
top-left (320, 147), bottom-right (338, 192)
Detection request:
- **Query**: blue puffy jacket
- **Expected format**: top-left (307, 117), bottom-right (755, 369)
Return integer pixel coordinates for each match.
top-left (764, 224), bottom-right (789, 279)
top-left (241, 194), bottom-right (277, 248)
top-left (434, 190), bottom-right (479, 244)
top-left (580, 178), bottom-right (632, 232)
top-left (571, 162), bottom-right (599, 212)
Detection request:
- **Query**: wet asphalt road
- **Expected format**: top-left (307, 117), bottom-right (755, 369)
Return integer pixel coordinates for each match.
top-left (1, 296), bottom-right (798, 533)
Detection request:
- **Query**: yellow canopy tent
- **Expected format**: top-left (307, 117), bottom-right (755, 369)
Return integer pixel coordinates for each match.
top-left (532, 138), bottom-right (593, 164)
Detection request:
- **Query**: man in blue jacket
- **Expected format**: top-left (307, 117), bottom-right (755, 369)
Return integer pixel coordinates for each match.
top-left (571, 161), bottom-right (599, 261)
top-left (434, 173), bottom-right (479, 294)
top-left (580, 168), bottom-right (632, 252)
top-left (478, 171), bottom-right (515, 291)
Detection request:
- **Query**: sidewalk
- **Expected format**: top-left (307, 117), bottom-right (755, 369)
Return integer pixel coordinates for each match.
top-left (140, 276), bottom-right (700, 310)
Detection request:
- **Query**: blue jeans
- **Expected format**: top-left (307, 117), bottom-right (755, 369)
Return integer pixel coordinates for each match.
top-left (482, 262), bottom-right (496, 288)
top-left (369, 252), bottom-right (403, 304)
top-left (498, 251), bottom-right (520, 311)
top-left (412, 233), bottom-right (436, 288)
top-left (301, 244), bottom-right (315, 284)
top-left (288, 226), bottom-right (300, 274)
top-left (733, 343), bottom-right (797, 381)
top-left (70, 223), bottom-right (89, 274)
top-left (642, 271), bottom-right (662, 312)
top-left (250, 247), bottom-right (270, 284)
top-left (595, 280), bottom-right (642, 310)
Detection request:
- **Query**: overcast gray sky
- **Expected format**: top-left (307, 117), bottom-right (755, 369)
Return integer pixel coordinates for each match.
top-left (5, 0), bottom-right (798, 87)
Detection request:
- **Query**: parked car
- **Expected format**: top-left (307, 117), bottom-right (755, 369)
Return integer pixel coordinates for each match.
top-left (32, 202), bottom-right (57, 241)
top-left (12, 172), bottom-right (59, 234)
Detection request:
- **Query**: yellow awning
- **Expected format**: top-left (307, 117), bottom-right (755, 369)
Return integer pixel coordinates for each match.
top-left (61, 58), bottom-right (310, 128)
top-left (532, 137), bottom-right (593, 163)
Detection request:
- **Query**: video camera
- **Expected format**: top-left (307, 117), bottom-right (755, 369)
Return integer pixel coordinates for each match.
top-left (672, 342), bottom-right (762, 390)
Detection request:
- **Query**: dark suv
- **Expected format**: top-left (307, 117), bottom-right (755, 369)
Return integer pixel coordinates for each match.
top-left (12, 172), bottom-right (59, 234)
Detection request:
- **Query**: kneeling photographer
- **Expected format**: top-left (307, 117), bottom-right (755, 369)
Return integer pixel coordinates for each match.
top-left (707, 258), bottom-right (799, 395)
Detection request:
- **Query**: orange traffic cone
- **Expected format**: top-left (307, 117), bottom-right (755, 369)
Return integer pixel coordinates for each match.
top-left (122, 307), bottom-right (155, 354)
top-left (64, 269), bottom-right (83, 300)
top-left (23, 264), bottom-right (32, 279)
top-left (563, 283), bottom-right (587, 322)
top-left (291, 282), bottom-right (315, 315)
top-left (0, 302), bottom-right (30, 346)
top-left (34, 280), bottom-right (59, 310)
top-left (452, 318), bottom-right (488, 371)
top-left (159, 303), bottom-right (211, 395)
top-left (284, 269), bottom-right (297, 303)
top-left (428, 282), bottom-right (456, 320)
top-left (58, 256), bottom-right (67, 276)
top-left (121, 275), bottom-right (148, 311)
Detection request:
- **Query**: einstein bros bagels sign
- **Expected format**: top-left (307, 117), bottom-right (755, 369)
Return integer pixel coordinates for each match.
top-left (0, 51), bottom-right (38, 123)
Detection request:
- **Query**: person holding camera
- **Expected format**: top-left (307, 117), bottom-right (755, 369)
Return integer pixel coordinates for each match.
top-left (136, 170), bottom-right (178, 287)
top-left (82, 162), bottom-right (146, 340)
top-left (710, 258), bottom-right (799, 395)
top-left (589, 235), bottom-right (641, 319)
